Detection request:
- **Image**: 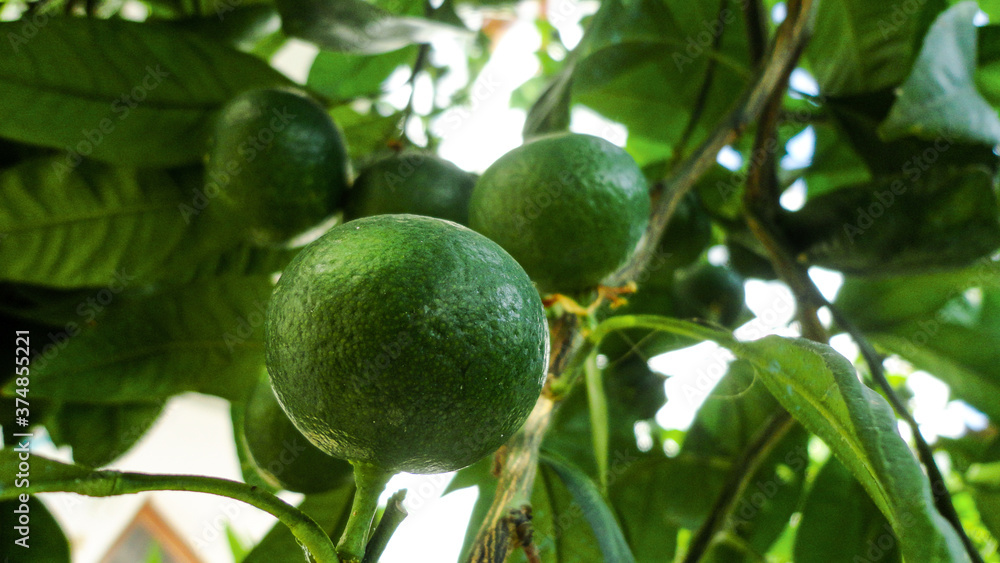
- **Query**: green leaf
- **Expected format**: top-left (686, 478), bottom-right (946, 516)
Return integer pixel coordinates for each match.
top-left (967, 462), bottom-right (1000, 541)
top-left (608, 455), bottom-right (727, 562)
top-left (732, 336), bottom-right (970, 563)
top-left (789, 122), bottom-right (873, 197)
top-left (172, 5), bottom-right (282, 52)
top-left (794, 456), bottom-right (901, 563)
top-left (568, 0), bottom-right (752, 163)
top-left (9, 275), bottom-right (274, 403)
top-left (443, 457), bottom-right (496, 562)
top-left (0, 158), bottom-right (246, 288)
top-left (523, 62), bottom-right (574, 139)
top-left (880, 2), bottom-right (1000, 146)
top-left (243, 486), bottom-right (356, 563)
top-left (540, 455), bottom-right (636, 563)
top-left (0, 18), bottom-right (290, 167)
top-left (528, 459), bottom-right (605, 563)
top-left (48, 401), bottom-right (165, 468)
top-left (834, 261), bottom-right (1000, 330)
top-left (544, 354), bottom-right (666, 480)
top-left (680, 360), bottom-right (810, 556)
top-left (779, 165), bottom-right (1000, 276)
top-left (307, 47), bottom-right (416, 102)
top-left (0, 496), bottom-right (70, 561)
top-left (806, 0), bottom-right (925, 95)
top-left (330, 106), bottom-right (404, 163)
top-left (839, 272), bottom-right (1000, 422)
top-left (276, 0), bottom-right (469, 54)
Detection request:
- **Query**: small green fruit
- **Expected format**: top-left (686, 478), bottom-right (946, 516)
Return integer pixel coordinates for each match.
top-left (469, 133), bottom-right (650, 294)
top-left (206, 87), bottom-right (349, 245)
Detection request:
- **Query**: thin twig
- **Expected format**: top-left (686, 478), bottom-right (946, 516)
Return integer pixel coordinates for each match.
top-left (682, 412), bottom-right (796, 563)
top-left (362, 489), bottom-right (409, 563)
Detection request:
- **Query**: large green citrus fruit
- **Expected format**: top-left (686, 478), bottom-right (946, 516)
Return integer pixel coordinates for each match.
top-left (343, 153), bottom-right (476, 225)
top-left (243, 376), bottom-right (353, 494)
top-left (265, 214), bottom-right (549, 474)
top-left (469, 132), bottom-right (650, 293)
top-left (206, 87), bottom-right (349, 245)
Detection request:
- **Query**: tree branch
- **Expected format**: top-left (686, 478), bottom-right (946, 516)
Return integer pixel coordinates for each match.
top-left (609, 0), bottom-right (816, 286)
top-left (467, 2), bottom-right (819, 561)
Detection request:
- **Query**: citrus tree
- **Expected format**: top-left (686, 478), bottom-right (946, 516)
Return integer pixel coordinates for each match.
top-left (1, 0), bottom-right (1000, 561)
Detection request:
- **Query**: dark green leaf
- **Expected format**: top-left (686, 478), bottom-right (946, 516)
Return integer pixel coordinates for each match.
top-left (527, 459), bottom-right (604, 563)
top-left (330, 106), bottom-right (404, 163)
top-left (308, 47), bottom-right (417, 102)
top-left (540, 455), bottom-right (636, 563)
top-left (880, 2), bottom-right (1000, 146)
top-left (789, 122), bottom-right (873, 197)
top-left (49, 401), bottom-right (165, 468)
top-left (0, 495), bottom-right (70, 561)
top-left (523, 62), bottom-right (574, 139)
top-left (732, 336), bottom-right (969, 563)
top-left (569, 0), bottom-right (752, 164)
top-left (276, 0), bottom-right (469, 54)
top-left (806, 0), bottom-right (924, 95)
top-left (172, 5), bottom-right (282, 52)
top-left (444, 457), bottom-right (496, 562)
top-left (794, 456), bottom-right (901, 563)
top-left (243, 485), bottom-right (356, 563)
top-left (8, 275), bottom-right (274, 403)
top-left (834, 260), bottom-right (1000, 329)
top-left (0, 158), bottom-right (245, 288)
top-left (0, 18), bottom-right (290, 167)
top-left (779, 165), bottom-right (1000, 276)
top-left (544, 354), bottom-right (666, 480)
top-left (681, 360), bottom-right (809, 557)
top-left (230, 401), bottom-right (282, 493)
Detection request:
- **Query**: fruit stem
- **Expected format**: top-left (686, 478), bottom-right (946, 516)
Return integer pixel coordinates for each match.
top-left (336, 462), bottom-right (395, 563)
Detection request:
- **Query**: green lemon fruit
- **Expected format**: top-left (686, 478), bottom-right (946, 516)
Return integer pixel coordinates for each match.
top-left (266, 214), bottom-right (548, 474)
top-left (674, 264), bottom-right (746, 327)
top-left (343, 153), bottom-right (477, 225)
top-left (206, 87), bottom-right (349, 245)
top-left (243, 376), bottom-right (353, 494)
top-left (265, 214), bottom-right (549, 561)
top-left (469, 132), bottom-right (650, 294)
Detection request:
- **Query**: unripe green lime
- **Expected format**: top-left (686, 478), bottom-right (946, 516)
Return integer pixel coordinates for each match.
top-left (243, 377), bottom-right (353, 494)
top-left (344, 153), bottom-right (477, 225)
top-left (265, 214), bottom-right (549, 474)
top-left (206, 87), bottom-right (349, 245)
top-left (674, 264), bottom-right (746, 327)
top-left (469, 133), bottom-right (650, 294)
